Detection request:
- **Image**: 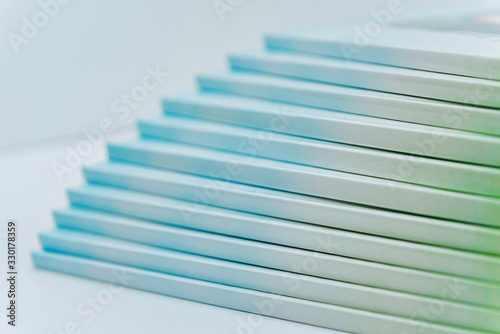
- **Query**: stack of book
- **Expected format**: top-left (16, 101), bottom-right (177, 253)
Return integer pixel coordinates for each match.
top-left (34, 11), bottom-right (500, 334)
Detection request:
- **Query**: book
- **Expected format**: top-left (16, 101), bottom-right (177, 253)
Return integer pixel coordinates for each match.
top-left (265, 10), bottom-right (500, 80)
top-left (38, 228), bottom-right (500, 333)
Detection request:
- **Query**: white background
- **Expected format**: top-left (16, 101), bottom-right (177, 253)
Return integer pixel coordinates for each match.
top-left (0, 0), bottom-right (483, 333)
